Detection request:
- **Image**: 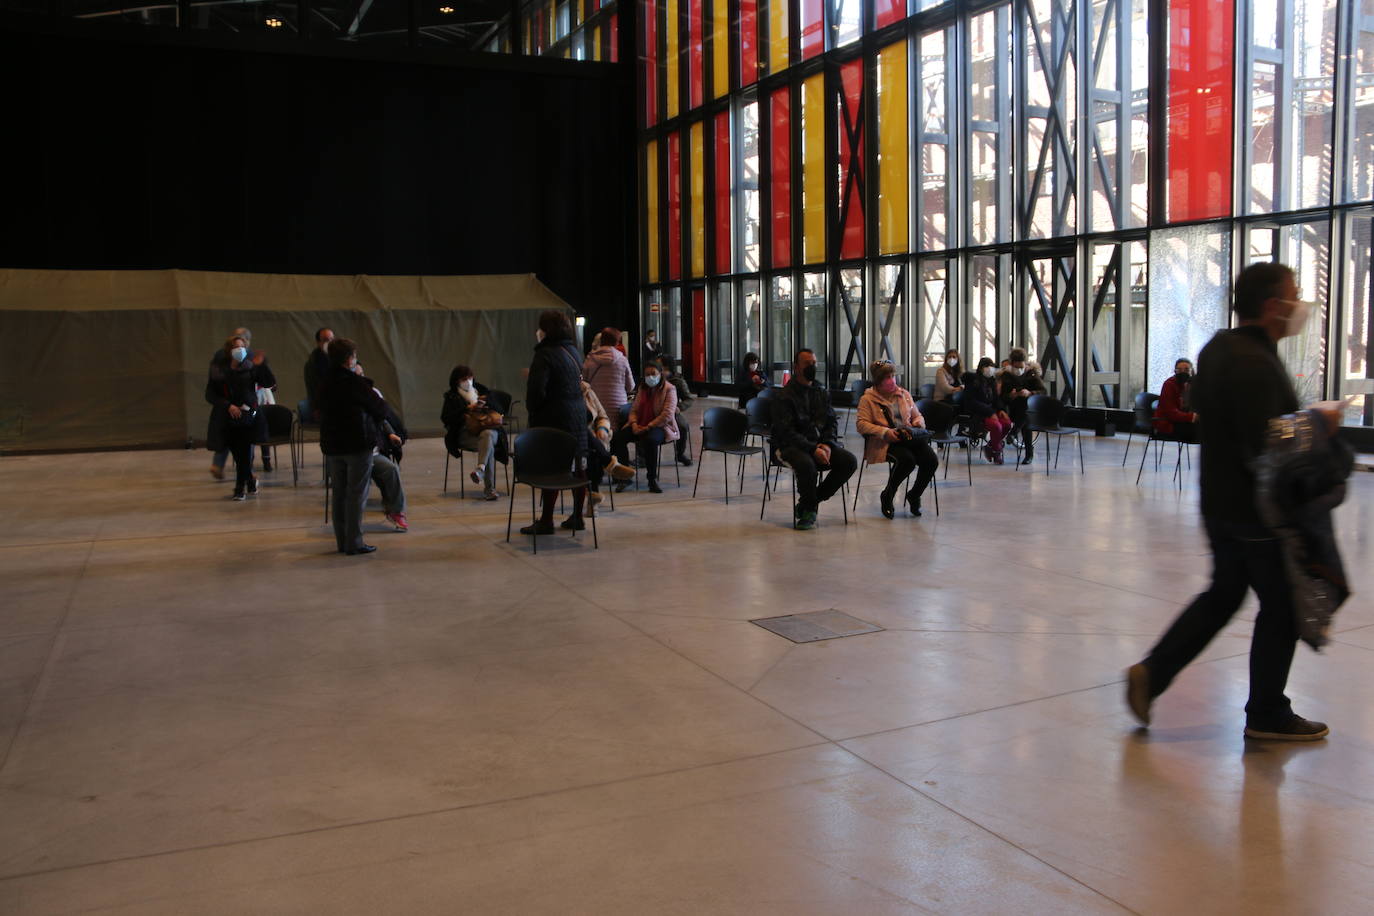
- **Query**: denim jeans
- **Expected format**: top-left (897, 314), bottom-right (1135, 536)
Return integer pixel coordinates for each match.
top-left (370, 453), bottom-right (405, 516)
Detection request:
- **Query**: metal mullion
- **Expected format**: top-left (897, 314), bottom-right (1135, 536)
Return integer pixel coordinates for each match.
top-left (1147, 0), bottom-right (1167, 226)
top-left (825, 58), bottom-right (841, 381)
top-left (1074, 0), bottom-right (1090, 399)
top-left (1275, 0), bottom-right (1295, 213)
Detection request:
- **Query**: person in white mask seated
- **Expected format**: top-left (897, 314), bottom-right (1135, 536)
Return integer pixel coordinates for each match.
top-left (933, 348), bottom-right (965, 401)
top-left (609, 360), bottom-right (679, 494)
top-left (440, 364), bottom-right (504, 501)
top-left (1000, 347), bottom-right (1046, 465)
top-left (961, 357), bottom-right (1015, 464)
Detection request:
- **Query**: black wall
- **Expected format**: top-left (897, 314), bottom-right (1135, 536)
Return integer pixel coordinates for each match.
top-left (0, 22), bottom-right (633, 329)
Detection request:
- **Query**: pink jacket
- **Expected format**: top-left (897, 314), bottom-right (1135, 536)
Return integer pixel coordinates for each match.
top-left (583, 346), bottom-right (636, 418)
top-left (628, 382), bottom-right (679, 443)
top-left (855, 385), bottom-right (924, 464)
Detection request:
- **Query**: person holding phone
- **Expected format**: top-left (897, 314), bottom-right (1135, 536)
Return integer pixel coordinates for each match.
top-left (856, 360), bottom-right (938, 518)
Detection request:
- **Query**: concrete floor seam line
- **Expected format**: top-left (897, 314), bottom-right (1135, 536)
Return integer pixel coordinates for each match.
top-left (742, 644), bottom-right (797, 695)
top-left (940, 538), bottom-right (1190, 609)
top-left (0, 539), bottom-right (93, 775)
top-left (0, 740), bottom-right (838, 885)
top-left (837, 746), bottom-right (1141, 916)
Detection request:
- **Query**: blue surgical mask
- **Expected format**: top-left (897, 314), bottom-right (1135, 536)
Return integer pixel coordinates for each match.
top-left (644, 374), bottom-right (661, 387)
top-left (231, 347), bottom-right (248, 363)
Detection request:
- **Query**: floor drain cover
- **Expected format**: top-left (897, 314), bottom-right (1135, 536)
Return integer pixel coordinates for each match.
top-left (750, 610), bottom-right (883, 644)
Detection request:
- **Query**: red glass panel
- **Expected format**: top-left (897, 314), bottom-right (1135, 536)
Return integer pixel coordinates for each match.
top-left (644, 0), bottom-right (658, 125)
top-left (714, 110), bottom-right (731, 273)
top-left (689, 0), bottom-right (704, 110)
top-left (610, 13), bottom-right (619, 63)
top-left (839, 59), bottom-right (865, 259)
top-left (874, 0), bottom-right (904, 28)
top-left (1167, 0), bottom-right (1234, 221)
top-left (771, 87), bottom-right (792, 269)
top-left (801, 0), bottom-right (825, 60)
top-left (739, 0), bottom-right (758, 87)
top-left (668, 131), bottom-right (683, 280)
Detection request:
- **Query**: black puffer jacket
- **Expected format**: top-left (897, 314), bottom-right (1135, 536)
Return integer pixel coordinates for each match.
top-left (526, 336), bottom-right (588, 456)
top-left (317, 366), bottom-right (387, 456)
top-left (770, 380), bottom-right (839, 454)
top-left (205, 353), bottom-right (276, 451)
top-left (961, 372), bottom-right (1000, 419)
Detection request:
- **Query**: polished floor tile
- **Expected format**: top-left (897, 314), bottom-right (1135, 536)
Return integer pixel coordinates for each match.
top-left (1, 399), bottom-right (1372, 913)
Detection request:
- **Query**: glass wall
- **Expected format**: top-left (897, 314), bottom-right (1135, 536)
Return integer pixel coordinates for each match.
top-left (640, 0), bottom-right (1374, 424)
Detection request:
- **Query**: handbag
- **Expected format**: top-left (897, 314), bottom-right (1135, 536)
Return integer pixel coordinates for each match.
top-left (464, 407), bottom-right (504, 435)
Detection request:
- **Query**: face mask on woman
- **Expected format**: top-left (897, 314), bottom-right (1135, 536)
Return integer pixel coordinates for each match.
top-left (877, 377), bottom-right (898, 395)
top-left (230, 346), bottom-right (248, 364)
top-left (459, 379), bottom-right (474, 391)
top-left (947, 357), bottom-right (959, 368)
top-left (644, 374), bottom-right (661, 387)
top-left (982, 366), bottom-right (996, 379)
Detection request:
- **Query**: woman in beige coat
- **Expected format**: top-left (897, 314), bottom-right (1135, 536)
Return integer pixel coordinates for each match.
top-left (855, 361), bottom-right (939, 518)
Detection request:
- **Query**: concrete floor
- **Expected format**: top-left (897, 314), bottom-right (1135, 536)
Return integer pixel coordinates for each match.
top-left (2, 398), bottom-right (1373, 914)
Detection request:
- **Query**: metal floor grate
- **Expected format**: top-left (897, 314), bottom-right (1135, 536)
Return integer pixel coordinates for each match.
top-left (750, 610), bottom-right (884, 644)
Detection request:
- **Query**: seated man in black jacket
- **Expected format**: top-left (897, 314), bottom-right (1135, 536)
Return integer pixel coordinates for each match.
top-left (770, 348), bottom-right (857, 530)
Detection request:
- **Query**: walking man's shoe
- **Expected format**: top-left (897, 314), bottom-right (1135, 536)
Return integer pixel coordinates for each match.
top-left (1244, 714), bottom-right (1329, 741)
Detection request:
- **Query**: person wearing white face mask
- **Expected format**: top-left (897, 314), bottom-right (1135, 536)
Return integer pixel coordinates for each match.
top-left (609, 360), bottom-right (679, 494)
top-left (933, 349), bottom-right (965, 401)
top-left (961, 357), bottom-right (1014, 463)
top-left (440, 364), bottom-right (505, 501)
top-left (1128, 262), bottom-right (1341, 742)
top-left (999, 347), bottom-right (1045, 465)
top-left (205, 335), bottom-right (276, 501)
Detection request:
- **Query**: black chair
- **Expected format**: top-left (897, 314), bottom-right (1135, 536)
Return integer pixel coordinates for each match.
top-left (1132, 394), bottom-right (1192, 487)
top-left (262, 404), bottom-right (298, 486)
top-left (850, 433), bottom-right (940, 517)
top-left (692, 407), bottom-right (764, 503)
top-left (505, 427), bottom-right (597, 554)
top-left (1122, 392), bottom-right (1157, 467)
top-left (615, 401), bottom-right (681, 488)
top-left (1021, 394), bottom-right (1084, 475)
top-left (917, 397), bottom-right (972, 486)
top-left (760, 445), bottom-right (850, 528)
top-left (294, 398), bottom-right (316, 477)
top-left (949, 390), bottom-right (989, 453)
top-left (919, 383), bottom-right (937, 400)
top-left (444, 389), bottom-right (514, 497)
top-left (756, 385), bottom-right (778, 400)
top-left (843, 379), bottom-right (872, 437)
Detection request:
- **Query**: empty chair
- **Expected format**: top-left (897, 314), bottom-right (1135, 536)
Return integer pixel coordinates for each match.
top-left (919, 383), bottom-right (936, 400)
top-left (917, 397), bottom-right (972, 486)
top-left (692, 407), bottom-right (764, 503)
top-left (262, 404), bottom-right (298, 486)
top-left (1021, 394), bottom-right (1084, 475)
top-left (1122, 391), bottom-right (1158, 467)
top-left (506, 428), bottom-right (597, 554)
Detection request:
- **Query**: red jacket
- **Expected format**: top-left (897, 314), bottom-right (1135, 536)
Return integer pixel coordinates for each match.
top-left (1154, 375), bottom-right (1196, 435)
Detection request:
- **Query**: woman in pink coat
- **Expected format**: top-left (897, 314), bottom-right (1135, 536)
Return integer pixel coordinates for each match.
top-left (855, 361), bottom-right (939, 518)
top-left (609, 360), bottom-right (679, 494)
top-left (583, 327), bottom-right (637, 424)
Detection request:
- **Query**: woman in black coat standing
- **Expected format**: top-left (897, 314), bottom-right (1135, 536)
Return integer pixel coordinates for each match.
top-left (205, 335), bottom-right (276, 501)
top-left (521, 310), bottom-right (588, 534)
top-left (317, 338), bottom-right (388, 555)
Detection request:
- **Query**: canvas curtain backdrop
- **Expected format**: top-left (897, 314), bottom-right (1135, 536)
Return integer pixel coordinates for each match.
top-left (0, 269), bottom-right (573, 452)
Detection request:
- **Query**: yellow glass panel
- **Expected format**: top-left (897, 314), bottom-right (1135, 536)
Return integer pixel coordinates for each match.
top-left (666, 0), bottom-right (680, 118)
top-left (647, 141), bottom-right (661, 283)
top-left (878, 42), bottom-right (910, 255)
top-left (802, 73), bottom-right (825, 264)
top-left (691, 121), bottom-right (706, 277)
top-left (591, 26), bottom-right (600, 60)
top-left (768, 0), bottom-right (789, 75)
top-left (712, 0), bottom-right (729, 97)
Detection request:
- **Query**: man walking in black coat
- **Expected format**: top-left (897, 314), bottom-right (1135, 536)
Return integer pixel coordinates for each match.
top-left (770, 348), bottom-right (857, 530)
top-left (1127, 262), bottom-right (1338, 741)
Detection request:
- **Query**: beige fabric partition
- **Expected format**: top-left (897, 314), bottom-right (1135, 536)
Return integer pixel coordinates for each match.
top-left (0, 269), bottom-right (572, 452)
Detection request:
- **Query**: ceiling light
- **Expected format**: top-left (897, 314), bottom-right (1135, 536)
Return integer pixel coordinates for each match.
top-left (265, 17), bottom-right (284, 27)
top-left (439, 5), bottom-right (454, 12)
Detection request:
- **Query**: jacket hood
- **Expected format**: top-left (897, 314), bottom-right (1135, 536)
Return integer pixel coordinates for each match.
top-left (587, 347), bottom-right (621, 366)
